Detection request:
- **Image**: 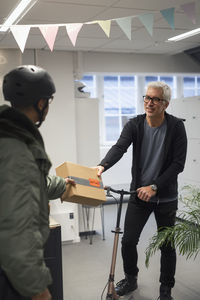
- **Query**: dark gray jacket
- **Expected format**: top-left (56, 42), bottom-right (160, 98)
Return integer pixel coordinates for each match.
top-left (0, 105), bottom-right (66, 297)
top-left (100, 113), bottom-right (187, 201)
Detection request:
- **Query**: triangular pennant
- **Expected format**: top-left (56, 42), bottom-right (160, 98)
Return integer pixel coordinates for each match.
top-left (115, 17), bottom-right (132, 40)
top-left (66, 23), bottom-right (83, 46)
top-left (160, 7), bottom-right (175, 29)
top-left (97, 20), bottom-right (111, 37)
top-left (39, 25), bottom-right (59, 51)
top-left (181, 2), bottom-right (196, 25)
top-left (10, 25), bottom-right (30, 53)
top-left (138, 13), bottom-right (154, 36)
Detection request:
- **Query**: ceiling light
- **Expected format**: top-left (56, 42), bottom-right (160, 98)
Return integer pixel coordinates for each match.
top-left (0, 0), bottom-right (37, 32)
top-left (168, 28), bottom-right (200, 42)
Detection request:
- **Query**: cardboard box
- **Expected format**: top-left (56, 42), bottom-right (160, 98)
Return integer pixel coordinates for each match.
top-left (56, 161), bottom-right (106, 206)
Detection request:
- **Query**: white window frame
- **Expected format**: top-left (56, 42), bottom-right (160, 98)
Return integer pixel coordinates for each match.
top-left (81, 73), bottom-right (200, 146)
top-left (182, 75), bottom-right (200, 97)
top-left (81, 74), bottom-right (97, 98)
top-left (144, 74), bottom-right (177, 100)
top-left (101, 74), bottom-right (138, 145)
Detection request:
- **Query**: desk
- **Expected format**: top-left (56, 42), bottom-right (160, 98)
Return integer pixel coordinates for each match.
top-left (44, 217), bottom-right (63, 300)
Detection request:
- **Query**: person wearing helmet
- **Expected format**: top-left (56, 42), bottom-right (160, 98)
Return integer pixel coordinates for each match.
top-left (2, 64), bottom-right (56, 127)
top-left (0, 65), bottom-right (74, 300)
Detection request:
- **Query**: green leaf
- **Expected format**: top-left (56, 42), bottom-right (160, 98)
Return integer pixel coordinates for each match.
top-left (145, 185), bottom-right (200, 267)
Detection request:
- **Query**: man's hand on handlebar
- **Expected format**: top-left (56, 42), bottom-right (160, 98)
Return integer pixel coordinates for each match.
top-left (137, 186), bottom-right (156, 202)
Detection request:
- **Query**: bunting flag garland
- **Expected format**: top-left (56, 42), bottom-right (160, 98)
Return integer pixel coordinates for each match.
top-left (180, 2), bottom-right (196, 24)
top-left (138, 13), bottom-right (154, 36)
top-left (39, 25), bottom-right (59, 51)
top-left (97, 20), bottom-right (111, 37)
top-left (2, 1), bottom-right (198, 52)
top-left (66, 23), bottom-right (83, 46)
top-left (160, 7), bottom-right (175, 29)
top-left (115, 17), bottom-right (132, 40)
top-left (10, 25), bottom-right (30, 52)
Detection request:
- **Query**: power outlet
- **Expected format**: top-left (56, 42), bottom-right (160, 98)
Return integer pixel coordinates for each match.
top-left (69, 212), bottom-right (74, 219)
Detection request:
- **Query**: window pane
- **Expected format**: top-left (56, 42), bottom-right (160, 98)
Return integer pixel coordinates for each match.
top-left (183, 89), bottom-right (195, 97)
top-left (104, 76), bottom-right (118, 87)
top-left (90, 90), bottom-right (95, 98)
top-left (121, 107), bottom-right (136, 114)
top-left (105, 116), bottom-right (119, 141)
top-left (82, 75), bottom-right (94, 88)
top-left (183, 77), bottom-right (195, 88)
top-left (197, 89), bottom-right (200, 96)
top-left (171, 90), bottom-right (176, 99)
top-left (120, 88), bottom-right (135, 100)
top-left (160, 76), bottom-right (173, 88)
top-left (120, 88), bottom-right (136, 114)
top-left (120, 76), bottom-right (135, 87)
top-left (122, 116), bottom-right (132, 127)
top-left (81, 75), bottom-right (96, 97)
top-left (145, 76), bottom-right (158, 84)
top-left (104, 88), bottom-right (119, 114)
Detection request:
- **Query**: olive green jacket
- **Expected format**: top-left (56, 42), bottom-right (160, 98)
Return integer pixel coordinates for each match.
top-left (0, 105), bottom-right (66, 297)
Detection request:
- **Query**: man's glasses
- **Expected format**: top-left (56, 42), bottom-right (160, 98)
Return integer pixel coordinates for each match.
top-left (143, 95), bottom-right (165, 105)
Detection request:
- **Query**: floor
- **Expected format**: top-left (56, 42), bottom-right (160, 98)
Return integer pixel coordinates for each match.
top-left (61, 203), bottom-right (200, 300)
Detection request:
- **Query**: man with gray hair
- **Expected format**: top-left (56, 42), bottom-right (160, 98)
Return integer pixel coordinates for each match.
top-left (96, 81), bottom-right (187, 300)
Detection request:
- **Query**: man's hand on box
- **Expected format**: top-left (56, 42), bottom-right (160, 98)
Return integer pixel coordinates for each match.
top-left (92, 166), bottom-right (104, 177)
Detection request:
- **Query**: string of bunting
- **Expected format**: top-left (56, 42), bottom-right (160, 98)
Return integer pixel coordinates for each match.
top-left (0, 1), bottom-right (197, 52)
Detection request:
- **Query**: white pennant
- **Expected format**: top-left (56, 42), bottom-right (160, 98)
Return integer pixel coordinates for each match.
top-left (11, 25), bottom-right (30, 52)
top-left (66, 23), bottom-right (83, 46)
top-left (39, 25), bottom-right (59, 51)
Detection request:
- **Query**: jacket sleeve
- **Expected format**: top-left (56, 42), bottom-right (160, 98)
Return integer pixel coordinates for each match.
top-left (47, 175), bottom-right (66, 200)
top-left (0, 139), bottom-right (51, 297)
top-left (100, 120), bottom-right (134, 171)
top-left (155, 120), bottom-right (187, 190)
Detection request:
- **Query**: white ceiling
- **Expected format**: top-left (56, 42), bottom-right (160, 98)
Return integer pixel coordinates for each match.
top-left (0, 0), bottom-right (200, 54)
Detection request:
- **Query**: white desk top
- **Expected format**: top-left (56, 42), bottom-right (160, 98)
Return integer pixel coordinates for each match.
top-left (49, 216), bottom-right (61, 228)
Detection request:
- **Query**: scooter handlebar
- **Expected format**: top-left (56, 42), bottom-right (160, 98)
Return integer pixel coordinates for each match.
top-left (104, 185), bottom-right (136, 195)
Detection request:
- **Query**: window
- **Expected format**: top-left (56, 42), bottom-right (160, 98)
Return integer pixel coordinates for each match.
top-left (183, 76), bottom-right (200, 97)
top-left (145, 76), bottom-right (158, 84)
top-left (145, 76), bottom-right (176, 99)
top-left (103, 75), bottom-right (137, 142)
top-left (80, 73), bottom-right (200, 145)
top-left (81, 75), bottom-right (96, 98)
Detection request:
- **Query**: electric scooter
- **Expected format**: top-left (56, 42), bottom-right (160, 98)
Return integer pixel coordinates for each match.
top-left (103, 186), bottom-right (136, 300)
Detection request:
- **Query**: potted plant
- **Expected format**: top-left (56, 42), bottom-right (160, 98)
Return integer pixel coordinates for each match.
top-left (145, 185), bottom-right (200, 268)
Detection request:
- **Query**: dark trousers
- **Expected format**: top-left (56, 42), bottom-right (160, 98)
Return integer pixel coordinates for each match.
top-left (121, 198), bottom-right (177, 288)
top-left (0, 268), bottom-right (30, 300)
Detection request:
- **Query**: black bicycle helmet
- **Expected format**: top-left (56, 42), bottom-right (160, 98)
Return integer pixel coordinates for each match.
top-left (3, 65), bottom-right (56, 106)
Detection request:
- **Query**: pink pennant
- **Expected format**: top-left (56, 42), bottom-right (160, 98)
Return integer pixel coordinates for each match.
top-left (39, 25), bottom-right (59, 51)
top-left (11, 25), bottom-right (30, 53)
top-left (181, 2), bottom-right (196, 25)
top-left (66, 23), bottom-right (83, 46)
